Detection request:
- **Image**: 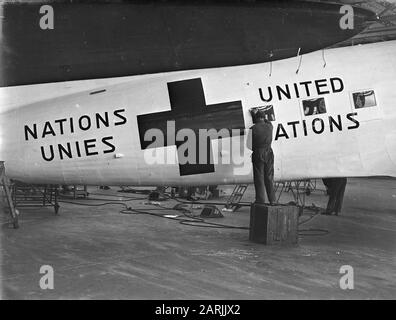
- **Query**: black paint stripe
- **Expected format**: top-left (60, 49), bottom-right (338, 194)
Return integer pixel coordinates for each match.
top-left (0, 2), bottom-right (375, 87)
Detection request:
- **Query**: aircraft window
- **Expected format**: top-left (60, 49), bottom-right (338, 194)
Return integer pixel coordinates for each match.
top-left (249, 105), bottom-right (276, 121)
top-left (302, 97), bottom-right (326, 116)
top-left (352, 90), bottom-right (376, 109)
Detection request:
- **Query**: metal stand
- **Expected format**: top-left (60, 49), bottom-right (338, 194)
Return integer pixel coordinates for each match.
top-left (72, 185), bottom-right (88, 199)
top-left (0, 161), bottom-right (19, 228)
top-left (12, 183), bottom-right (59, 215)
top-left (274, 179), bottom-right (317, 207)
top-left (223, 184), bottom-right (248, 212)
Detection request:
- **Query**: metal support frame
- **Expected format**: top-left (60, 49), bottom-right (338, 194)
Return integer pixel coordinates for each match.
top-left (12, 183), bottom-right (60, 215)
top-left (274, 179), bottom-right (318, 207)
top-left (0, 161), bottom-right (19, 228)
top-left (72, 185), bottom-right (88, 199)
top-left (223, 184), bottom-right (248, 212)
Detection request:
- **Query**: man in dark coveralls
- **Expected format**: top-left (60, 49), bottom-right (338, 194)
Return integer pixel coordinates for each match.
top-left (247, 110), bottom-right (276, 205)
top-left (322, 178), bottom-right (347, 215)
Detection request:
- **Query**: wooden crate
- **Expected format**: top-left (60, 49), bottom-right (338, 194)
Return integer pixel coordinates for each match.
top-left (249, 203), bottom-right (299, 245)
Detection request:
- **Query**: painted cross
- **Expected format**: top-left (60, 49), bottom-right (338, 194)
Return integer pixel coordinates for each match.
top-left (137, 78), bottom-right (245, 176)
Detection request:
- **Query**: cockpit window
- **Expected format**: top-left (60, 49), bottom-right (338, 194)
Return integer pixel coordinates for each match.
top-left (302, 97), bottom-right (326, 116)
top-left (352, 90), bottom-right (376, 109)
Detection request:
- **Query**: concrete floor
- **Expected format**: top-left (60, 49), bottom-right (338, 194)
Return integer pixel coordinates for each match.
top-left (1, 178), bottom-right (395, 299)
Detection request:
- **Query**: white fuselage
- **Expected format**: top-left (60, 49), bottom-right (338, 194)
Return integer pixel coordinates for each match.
top-left (0, 41), bottom-right (395, 185)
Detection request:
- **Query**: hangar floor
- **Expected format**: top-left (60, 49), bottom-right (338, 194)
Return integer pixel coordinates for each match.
top-left (1, 178), bottom-right (395, 299)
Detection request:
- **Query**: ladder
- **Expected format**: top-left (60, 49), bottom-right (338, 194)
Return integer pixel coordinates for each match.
top-left (223, 184), bottom-right (248, 212)
top-left (0, 161), bottom-right (19, 228)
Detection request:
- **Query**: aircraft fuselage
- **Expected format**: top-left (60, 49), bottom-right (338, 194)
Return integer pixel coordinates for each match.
top-left (1, 41), bottom-right (395, 185)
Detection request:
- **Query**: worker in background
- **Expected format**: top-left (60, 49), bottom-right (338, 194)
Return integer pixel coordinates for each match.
top-left (322, 177), bottom-right (347, 215)
top-left (247, 109), bottom-right (276, 205)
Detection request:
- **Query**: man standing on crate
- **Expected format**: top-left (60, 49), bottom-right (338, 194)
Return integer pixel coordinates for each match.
top-left (247, 109), bottom-right (276, 205)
